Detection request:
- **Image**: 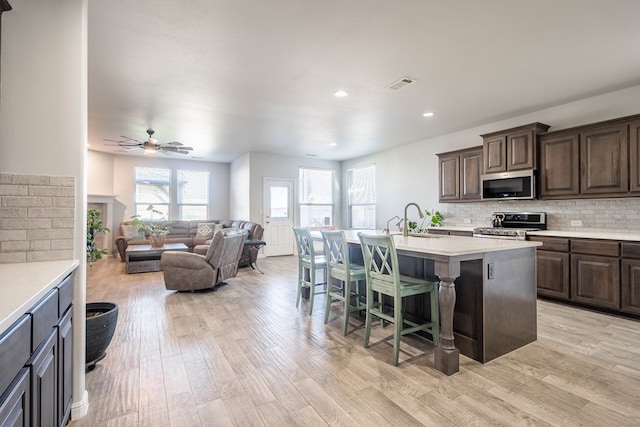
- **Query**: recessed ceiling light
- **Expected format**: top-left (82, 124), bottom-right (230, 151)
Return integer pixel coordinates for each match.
top-left (329, 143), bottom-right (337, 146)
top-left (423, 112), bottom-right (435, 117)
top-left (334, 90), bottom-right (349, 97)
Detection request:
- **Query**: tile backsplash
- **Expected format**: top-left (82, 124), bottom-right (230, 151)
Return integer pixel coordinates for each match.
top-left (442, 198), bottom-right (640, 233)
top-left (0, 173), bottom-right (75, 263)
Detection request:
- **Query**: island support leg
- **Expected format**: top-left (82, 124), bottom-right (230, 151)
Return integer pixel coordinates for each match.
top-left (434, 260), bottom-right (460, 375)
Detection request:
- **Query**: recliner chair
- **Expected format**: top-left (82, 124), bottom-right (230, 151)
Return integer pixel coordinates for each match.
top-left (161, 228), bottom-right (247, 291)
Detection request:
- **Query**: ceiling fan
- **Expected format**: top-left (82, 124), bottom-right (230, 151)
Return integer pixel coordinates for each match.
top-left (104, 128), bottom-right (194, 154)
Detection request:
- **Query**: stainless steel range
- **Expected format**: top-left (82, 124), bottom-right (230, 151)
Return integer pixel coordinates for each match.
top-left (473, 212), bottom-right (547, 240)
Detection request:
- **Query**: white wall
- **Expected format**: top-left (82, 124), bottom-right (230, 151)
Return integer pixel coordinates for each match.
top-left (230, 152), bottom-right (250, 219)
top-left (110, 153), bottom-right (230, 223)
top-left (0, 0), bottom-right (89, 418)
top-left (342, 83), bottom-right (640, 230)
top-left (247, 152), bottom-right (342, 227)
top-left (87, 150), bottom-right (114, 195)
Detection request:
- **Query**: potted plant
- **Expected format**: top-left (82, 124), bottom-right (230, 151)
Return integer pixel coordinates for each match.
top-left (86, 209), bottom-right (110, 266)
top-left (131, 204), bottom-right (172, 248)
top-left (407, 210), bottom-right (445, 234)
top-left (85, 209), bottom-right (119, 370)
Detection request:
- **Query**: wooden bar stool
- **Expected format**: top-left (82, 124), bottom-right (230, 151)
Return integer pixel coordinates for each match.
top-left (358, 232), bottom-right (440, 366)
top-left (321, 230), bottom-right (367, 335)
top-left (292, 227), bottom-right (327, 315)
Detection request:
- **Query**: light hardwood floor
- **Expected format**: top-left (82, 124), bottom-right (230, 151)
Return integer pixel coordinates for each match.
top-left (72, 256), bottom-right (640, 426)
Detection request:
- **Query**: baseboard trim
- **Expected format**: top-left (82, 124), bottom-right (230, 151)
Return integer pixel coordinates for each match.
top-left (71, 390), bottom-right (89, 420)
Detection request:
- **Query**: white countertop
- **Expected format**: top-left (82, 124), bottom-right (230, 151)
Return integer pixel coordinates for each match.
top-left (342, 230), bottom-right (540, 257)
top-left (528, 230), bottom-right (640, 242)
top-left (0, 259), bottom-right (79, 333)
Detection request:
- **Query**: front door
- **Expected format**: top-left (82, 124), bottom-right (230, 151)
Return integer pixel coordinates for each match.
top-left (263, 178), bottom-right (294, 256)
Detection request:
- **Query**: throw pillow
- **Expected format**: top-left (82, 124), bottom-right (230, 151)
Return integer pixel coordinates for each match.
top-left (195, 223), bottom-right (221, 245)
top-left (122, 224), bottom-right (145, 240)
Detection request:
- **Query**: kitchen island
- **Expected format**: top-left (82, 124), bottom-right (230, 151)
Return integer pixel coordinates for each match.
top-left (342, 230), bottom-right (541, 375)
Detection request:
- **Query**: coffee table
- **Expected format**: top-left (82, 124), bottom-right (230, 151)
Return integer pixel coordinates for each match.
top-left (125, 243), bottom-right (189, 274)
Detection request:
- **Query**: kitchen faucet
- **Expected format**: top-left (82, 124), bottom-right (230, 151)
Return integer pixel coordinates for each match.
top-left (403, 202), bottom-right (424, 237)
top-left (384, 215), bottom-right (400, 234)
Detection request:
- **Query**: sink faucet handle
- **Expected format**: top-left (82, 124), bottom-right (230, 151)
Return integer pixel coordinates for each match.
top-left (385, 215), bottom-right (401, 234)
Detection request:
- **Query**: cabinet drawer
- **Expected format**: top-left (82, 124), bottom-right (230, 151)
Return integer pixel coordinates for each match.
top-left (57, 273), bottom-right (74, 316)
top-left (30, 289), bottom-right (59, 352)
top-left (427, 229), bottom-right (449, 235)
top-left (450, 231), bottom-right (473, 237)
top-left (0, 315), bottom-right (31, 394)
top-left (571, 239), bottom-right (619, 257)
top-left (528, 236), bottom-right (569, 252)
top-left (622, 242), bottom-right (640, 259)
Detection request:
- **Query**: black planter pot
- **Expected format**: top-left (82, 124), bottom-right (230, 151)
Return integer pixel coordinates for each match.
top-left (86, 302), bottom-right (119, 370)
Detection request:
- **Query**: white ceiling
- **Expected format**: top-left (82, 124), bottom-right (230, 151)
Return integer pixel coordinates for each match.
top-left (87, 0), bottom-right (640, 163)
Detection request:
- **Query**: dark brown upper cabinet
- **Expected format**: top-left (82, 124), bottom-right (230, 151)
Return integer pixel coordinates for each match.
top-left (537, 114), bottom-right (640, 200)
top-left (481, 123), bottom-right (550, 173)
top-left (580, 123), bottom-right (628, 195)
top-left (539, 132), bottom-right (580, 197)
top-left (460, 148), bottom-right (483, 200)
top-left (437, 146), bottom-right (483, 202)
top-left (0, 1), bottom-right (11, 94)
top-left (438, 151), bottom-right (459, 201)
top-left (629, 120), bottom-right (640, 193)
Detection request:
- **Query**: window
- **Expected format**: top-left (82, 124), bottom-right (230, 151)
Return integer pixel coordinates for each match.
top-left (177, 170), bottom-right (209, 220)
top-left (348, 164), bottom-right (376, 229)
top-left (134, 167), bottom-right (170, 219)
top-left (299, 168), bottom-right (334, 227)
top-left (134, 167), bottom-right (209, 220)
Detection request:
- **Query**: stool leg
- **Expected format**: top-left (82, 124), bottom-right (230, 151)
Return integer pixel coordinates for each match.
top-left (324, 276), bottom-right (332, 324)
top-left (364, 284), bottom-right (373, 348)
top-left (393, 296), bottom-right (402, 366)
top-left (296, 264), bottom-right (303, 308)
top-left (342, 280), bottom-right (350, 336)
top-left (309, 266), bottom-right (315, 315)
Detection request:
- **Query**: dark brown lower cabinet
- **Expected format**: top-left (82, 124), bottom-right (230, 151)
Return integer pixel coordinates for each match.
top-left (528, 236), bottom-right (570, 299)
top-left (536, 250), bottom-right (570, 299)
top-left (531, 236), bottom-right (640, 318)
top-left (571, 254), bottom-right (620, 310)
top-left (621, 259), bottom-right (640, 315)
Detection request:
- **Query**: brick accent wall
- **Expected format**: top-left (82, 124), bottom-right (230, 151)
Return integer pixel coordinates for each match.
top-left (442, 198), bottom-right (640, 233)
top-left (0, 173), bottom-right (75, 263)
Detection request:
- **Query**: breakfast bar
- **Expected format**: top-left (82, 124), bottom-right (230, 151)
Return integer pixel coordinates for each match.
top-left (342, 230), bottom-right (541, 375)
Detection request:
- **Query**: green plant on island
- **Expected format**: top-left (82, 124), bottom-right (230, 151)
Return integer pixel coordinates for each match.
top-left (407, 210), bottom-right (445, 234)
top-left (87, 209), bottom-right (110, 266)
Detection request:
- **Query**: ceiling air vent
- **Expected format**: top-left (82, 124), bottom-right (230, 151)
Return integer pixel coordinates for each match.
top-left (386, 77), bottom-right (416, 91)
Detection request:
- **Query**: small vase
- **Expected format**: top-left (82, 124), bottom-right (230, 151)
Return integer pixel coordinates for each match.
top-left (150, 234), bottom-right (166, 248)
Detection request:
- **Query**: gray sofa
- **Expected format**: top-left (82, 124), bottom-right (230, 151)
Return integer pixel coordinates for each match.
top-left (114, 219), bottom-right (264, 267)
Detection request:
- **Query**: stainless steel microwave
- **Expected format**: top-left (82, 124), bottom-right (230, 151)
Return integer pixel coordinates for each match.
top-left (481, 170), bottom-right (535, 200)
